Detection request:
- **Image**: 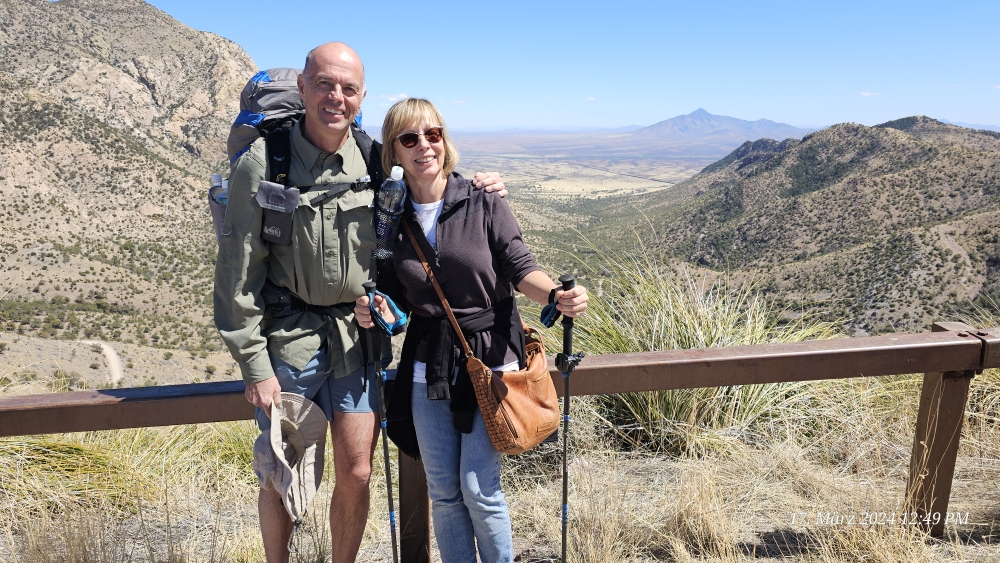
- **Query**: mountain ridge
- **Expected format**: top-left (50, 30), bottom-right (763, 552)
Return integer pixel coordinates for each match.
top-left (570, 115), bottom-right (1000, 333)
top-left (455, 109), bottom-right (815, 160)
top-left (630, 108), bottom-right (813, 143)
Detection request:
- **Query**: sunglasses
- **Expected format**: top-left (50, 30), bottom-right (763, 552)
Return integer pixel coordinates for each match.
top-left (395, 127), bottom-right (444, 149)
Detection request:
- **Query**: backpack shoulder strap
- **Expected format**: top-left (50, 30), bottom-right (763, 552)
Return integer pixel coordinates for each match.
top-left (352, 124), bottom-right (384, 186)
top-left (264, 124), bottom-right (293, 185)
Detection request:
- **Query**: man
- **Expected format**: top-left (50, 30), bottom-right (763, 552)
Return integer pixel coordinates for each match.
top-left (214, 42), bottom-right (506, 562)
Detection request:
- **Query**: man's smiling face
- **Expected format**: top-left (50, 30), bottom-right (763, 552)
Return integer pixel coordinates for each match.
top-left (297, 43), bottom-right (366, 151)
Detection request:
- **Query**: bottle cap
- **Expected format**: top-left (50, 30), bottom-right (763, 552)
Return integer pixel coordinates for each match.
top-left (390, 166), bottom-right (404, 181)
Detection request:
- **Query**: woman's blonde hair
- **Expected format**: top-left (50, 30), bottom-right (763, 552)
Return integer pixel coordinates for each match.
top-left (381, 98), bottom-right (459, 177)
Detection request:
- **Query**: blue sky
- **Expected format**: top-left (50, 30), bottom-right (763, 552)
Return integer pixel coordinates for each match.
top-left (147, 0), bottom-right (1000, 130)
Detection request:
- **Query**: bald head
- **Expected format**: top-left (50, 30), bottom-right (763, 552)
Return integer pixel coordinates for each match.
top-left (303, 42), bottom-right (365, 88)
top-left (297, 41), bottom-right (367, 153)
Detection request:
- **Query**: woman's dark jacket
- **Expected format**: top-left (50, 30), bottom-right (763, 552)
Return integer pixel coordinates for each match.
top-left (377, 172), bottom-right (541, 458)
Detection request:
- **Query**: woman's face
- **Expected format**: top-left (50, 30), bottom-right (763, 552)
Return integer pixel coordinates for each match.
top-left (394, 117), bottom-right (446, 186)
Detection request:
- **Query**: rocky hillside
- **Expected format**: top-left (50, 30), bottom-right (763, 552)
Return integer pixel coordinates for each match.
top-left (0, 0), bottom-right (256, 353)
top-left (0, 0), bottom-right (251, 160)
top-left (584, 117), bottom-right (1000, 334)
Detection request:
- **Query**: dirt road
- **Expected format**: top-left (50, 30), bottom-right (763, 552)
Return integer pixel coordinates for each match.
top-left (78, 340), bottom-right (123, 385)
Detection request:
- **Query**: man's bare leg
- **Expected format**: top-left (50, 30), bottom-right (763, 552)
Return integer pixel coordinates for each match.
top-left (330, 411), bottom-right (380, 563)
top-left (259, 486), bottom-right (293, 563)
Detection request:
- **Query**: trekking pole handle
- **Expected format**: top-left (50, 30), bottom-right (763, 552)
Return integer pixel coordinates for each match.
top-left (362, 282), bottom-right (378, 331)
top-left (558, 275), bottom-right (575, 352)
top-left (559, 274), bottom-right (575, 292)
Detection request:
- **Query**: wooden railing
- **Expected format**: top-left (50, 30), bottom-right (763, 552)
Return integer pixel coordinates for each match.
top-left (2, 321), bottom-right (998, 561)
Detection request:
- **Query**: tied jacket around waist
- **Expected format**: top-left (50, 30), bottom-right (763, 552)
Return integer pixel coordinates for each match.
top-left (377, 173), bottom-right (541, 459)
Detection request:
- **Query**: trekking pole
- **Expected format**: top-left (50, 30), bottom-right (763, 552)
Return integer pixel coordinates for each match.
top-left (362, 281), bottom-right (400, 563)
top-left (555, 274), bottom-right (584, 563)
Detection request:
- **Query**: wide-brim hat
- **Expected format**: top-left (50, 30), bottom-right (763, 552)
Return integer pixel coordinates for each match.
top-left (252, 393), bottom-right (328, 523)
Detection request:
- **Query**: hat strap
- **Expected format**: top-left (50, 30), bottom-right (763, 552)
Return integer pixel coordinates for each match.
top-left (287, 521), bottom-right (302, 553)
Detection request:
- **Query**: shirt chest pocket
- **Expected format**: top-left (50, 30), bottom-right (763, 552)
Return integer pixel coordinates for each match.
top-left (280, 188), bottom-right (373, 251)
top-left (336, 189), bottom-right (376, 257)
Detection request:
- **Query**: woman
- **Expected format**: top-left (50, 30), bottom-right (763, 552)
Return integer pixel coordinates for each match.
top-left (355, 98), bottom-right (588, 563)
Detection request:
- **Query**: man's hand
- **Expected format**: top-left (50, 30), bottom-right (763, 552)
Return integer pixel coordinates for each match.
top-left (472, 171), bottom-right (508, 198)
top-left (245, 376), bottom-right (282, 416)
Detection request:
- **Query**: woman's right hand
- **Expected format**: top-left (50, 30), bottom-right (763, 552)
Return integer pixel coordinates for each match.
top-left (354, 293), bottom-right (396, 329)
top-left (556, 284), bottom-right (589, 318)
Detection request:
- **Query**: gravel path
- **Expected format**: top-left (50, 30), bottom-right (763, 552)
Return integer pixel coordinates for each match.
top-left (78, 340), bottom-right (123, 385)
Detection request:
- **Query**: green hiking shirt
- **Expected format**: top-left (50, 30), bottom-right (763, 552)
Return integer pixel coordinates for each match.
top-left (214, 122), bottom-right (383, 384)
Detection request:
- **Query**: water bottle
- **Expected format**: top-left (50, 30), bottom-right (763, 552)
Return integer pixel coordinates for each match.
top-left (373, 166), bottom-right (407, 259)
top-left (208, 173), bottom-right (229, 241)
top-left (210, 173), bottom-right (229, 205)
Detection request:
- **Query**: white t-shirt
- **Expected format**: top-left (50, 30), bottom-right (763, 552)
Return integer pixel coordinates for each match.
top-left (412, 198), bottom-right (444, 248)
top-left (413, 360), bottom-right (521, 385)
top-left (409, 197), bottom-right (519, 382)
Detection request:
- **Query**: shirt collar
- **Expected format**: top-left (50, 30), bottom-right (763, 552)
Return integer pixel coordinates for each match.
top-left (291, 120), bottom-right (355, 170)
top-left (440, 172), bottom-right (469, 214)
top-left (405, 173), bottom-right (468, 218)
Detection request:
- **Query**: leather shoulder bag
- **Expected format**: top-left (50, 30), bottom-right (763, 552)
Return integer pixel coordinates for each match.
top-left (402, 220), bottom-right (560, 454)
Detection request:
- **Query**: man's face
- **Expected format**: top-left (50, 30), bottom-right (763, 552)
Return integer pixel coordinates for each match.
top-left (297, 48), bottom-right (366, 145)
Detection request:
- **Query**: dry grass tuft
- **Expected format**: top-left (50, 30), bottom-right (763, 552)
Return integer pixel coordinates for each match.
top-left (808, 523), bottom-right (938, 562)
top-left (666, 465), bottom-right (740, 558)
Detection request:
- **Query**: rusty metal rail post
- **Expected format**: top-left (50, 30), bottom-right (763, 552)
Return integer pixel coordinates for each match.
top-left (398, 453), bottom-right (430, 563)
top-left (906, 322), bottom-right (977, 536)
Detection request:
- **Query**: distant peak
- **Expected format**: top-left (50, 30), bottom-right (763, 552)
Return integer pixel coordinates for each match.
top-left (875, 115), bottom-right (941, 132)
top-left (689, 108), bottom-right (712, 116)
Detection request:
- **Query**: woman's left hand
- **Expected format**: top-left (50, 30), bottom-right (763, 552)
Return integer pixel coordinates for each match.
top-left (555, 285), bottom-right (589, 317)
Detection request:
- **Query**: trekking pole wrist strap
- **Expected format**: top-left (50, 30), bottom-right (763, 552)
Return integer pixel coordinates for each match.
top-left (367, 289), bottom-right (408, 336)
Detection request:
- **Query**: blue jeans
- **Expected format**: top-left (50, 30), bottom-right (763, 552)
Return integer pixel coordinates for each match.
top-left (411, 382), bottom-right (513, 563)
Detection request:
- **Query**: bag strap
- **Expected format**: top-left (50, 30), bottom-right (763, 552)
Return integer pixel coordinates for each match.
top-left (401, 220), bottom-right (475, 361)
top-left (352, 124), bottom-right (385, 188)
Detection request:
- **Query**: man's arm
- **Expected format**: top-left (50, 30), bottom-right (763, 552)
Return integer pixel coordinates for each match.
top-left (213, 143), bottom-right (278, 407)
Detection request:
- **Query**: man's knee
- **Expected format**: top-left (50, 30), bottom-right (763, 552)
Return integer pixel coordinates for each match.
top-left (337, 458), bottom-right (373, 491)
